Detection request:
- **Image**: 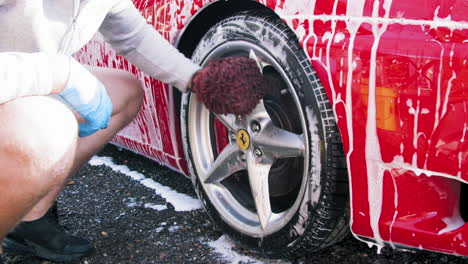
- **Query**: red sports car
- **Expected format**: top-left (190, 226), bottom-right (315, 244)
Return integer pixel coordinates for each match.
top-left (77, 0), bottom-right (468, 258)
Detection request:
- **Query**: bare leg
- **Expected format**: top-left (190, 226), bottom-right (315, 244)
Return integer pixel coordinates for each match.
top-left (71, 66), bottom-right (143, 174)
top-left (22, 67), bottom-right (143, 221)
top-left (0, 96), bottom-right (78, 240)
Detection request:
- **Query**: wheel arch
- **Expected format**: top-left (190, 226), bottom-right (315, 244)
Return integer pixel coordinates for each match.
top-left (175, 0), bottom-right (276, 58)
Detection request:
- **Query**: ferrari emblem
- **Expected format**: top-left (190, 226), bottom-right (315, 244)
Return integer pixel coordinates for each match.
top-left (236, 129), bottom-right (250, 150)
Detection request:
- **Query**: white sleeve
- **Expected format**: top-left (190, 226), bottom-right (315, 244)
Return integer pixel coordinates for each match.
top-left (0, 52), bottom-right (70, 105)
top-left (99, 0), bottom-right (201, 92)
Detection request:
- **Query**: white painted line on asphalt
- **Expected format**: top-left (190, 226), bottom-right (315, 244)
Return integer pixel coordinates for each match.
top-left (90, 156), bottom-right (290, 263)
top-left (89, 156), bottom-right (203, 212)
top-left (207, 235), bottom-right (291, 264)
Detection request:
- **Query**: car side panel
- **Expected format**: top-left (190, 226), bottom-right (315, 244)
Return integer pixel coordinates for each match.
top-left (75, 1), bottom-right (209, 172)
top-left (271, 0), bottom-right (468, 255)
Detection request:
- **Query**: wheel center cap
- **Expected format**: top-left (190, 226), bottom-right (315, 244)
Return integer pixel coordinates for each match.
top-left (236, 129), bottom-right (250, 150)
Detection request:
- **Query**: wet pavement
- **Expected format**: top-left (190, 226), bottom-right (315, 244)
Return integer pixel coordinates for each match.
top-left (2, 145), bottom-right (467, 264)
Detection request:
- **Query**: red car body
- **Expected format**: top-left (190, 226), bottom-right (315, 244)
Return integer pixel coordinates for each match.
top-left (77, 0), bottom-right (468, 257)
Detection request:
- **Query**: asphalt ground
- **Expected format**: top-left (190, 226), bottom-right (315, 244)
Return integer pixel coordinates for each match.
top-left (2, 144), bottom-right (468, 264)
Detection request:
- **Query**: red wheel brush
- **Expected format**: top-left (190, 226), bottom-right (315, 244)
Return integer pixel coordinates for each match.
top-left (191, 57), bottom-right (267, 116)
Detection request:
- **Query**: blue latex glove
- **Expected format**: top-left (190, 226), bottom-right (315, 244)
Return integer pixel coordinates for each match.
top-left (59, 57), bottom-right (113, 137)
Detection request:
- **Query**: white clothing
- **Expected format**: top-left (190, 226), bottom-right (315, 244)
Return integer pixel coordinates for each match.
top-left (0, 52), bottom-right (72, 104)
top-left (0, 0), bottom-right (200, 102)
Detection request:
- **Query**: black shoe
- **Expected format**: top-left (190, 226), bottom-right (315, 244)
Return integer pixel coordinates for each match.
top-left (2, 206), bottom-right (94, 262)
top-left (44, 201), bottom-right (59, 224)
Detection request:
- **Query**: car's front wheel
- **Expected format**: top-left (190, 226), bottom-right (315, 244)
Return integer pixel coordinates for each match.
top-left (181, 11), bottom-right (349, 258)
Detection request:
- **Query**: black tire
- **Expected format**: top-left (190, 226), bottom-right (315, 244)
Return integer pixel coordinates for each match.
top-left (181, 10), bottom-right (349, 258)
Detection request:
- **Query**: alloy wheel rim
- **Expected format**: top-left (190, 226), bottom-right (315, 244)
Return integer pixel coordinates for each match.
top-left (188, 41), bottom-right (311, 236)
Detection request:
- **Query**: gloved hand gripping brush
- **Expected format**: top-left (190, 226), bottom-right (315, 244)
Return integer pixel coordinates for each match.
top-left (190, 57), bottom-right (267, 116)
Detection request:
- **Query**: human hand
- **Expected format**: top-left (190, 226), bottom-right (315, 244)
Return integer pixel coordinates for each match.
top-left (58, 58), bottom-right (113, 137)
top-left (190, 57), bottom-right (266, 116)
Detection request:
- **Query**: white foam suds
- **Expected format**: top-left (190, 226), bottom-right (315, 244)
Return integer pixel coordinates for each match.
top-left (410, 74), bottom-right (422, 166)
top-left (389, 155), bottom-right (468, 183)
top-left (388, 173), bottom-right (399, 249)
top-left (305, 107), bottom-right (322, 206)
top-left (298, 0), bottom-right (318, 60)
top-left (454, 233), bottom-right (468, 247)
top-left (280, 14), bottom-right (468, 30)
top-left (362, 0), bottom-right (394, 253)
top-left (89, 156), bottom-right (203, 212)
top-left (433, 6), bottom-right (452, 22)
top-left (126, 197), bottom-right (167, 211)
top-left (322, 31), bottom-right (333, 43)
top-left (126, 197), bottom-right (139, 208)
top-left (207, 236), bottom-right (291, 264)
top-left (324, 0), bottom-right (340, 116)
top-left (431, 42), bottom-right (444, 146)
top-left (144, 203), bottom-right (168, 211)
top-left (274, 0), bottom-right (317, 17)
top-left (168, 225), bottom-right (182, 232)
top-left (438, 215), bottom-right (465, 235)
top-left (344, 0), bottom-right (365, 248)
top-left (458, 105), bottom-right (468, 177)
top-left (441, 71), bottom-right (457, 120)
top-left (334, 32), bottom-right (345, 43)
